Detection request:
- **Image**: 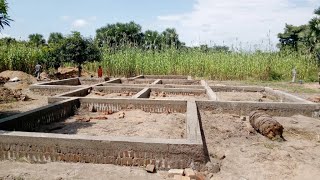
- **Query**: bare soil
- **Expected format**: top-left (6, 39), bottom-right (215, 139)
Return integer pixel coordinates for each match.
top-left (1, 76), bottom-right (320, 179)
top-left (0, 161), bottom-right (169, 180)
top-left (216, 91), bottom-right (277, 102)
top-left (0, 71), bottom-right (37, 89)
top-left (45, 67), bottom-right (91, 80)
top-left (150, 92), bottom-right (208, 101)
top-left (0, 73), bottom-right (48, 119)
top-left (86, 91), bottom-right (136, 98)
top-left (208, 80), bottom-right (320, 103)
top-left (200, 111), bottom-right (320, 179)
top-left (40, 110), bottom-right (186, 139)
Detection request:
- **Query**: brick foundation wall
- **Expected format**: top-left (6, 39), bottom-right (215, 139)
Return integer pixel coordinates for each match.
top-left (197, 101), bottom-right (320, 118)
top-left (30, 86), bottom-right (80, 96)
top-left (0, 99), bottom-right (80, 131)
top-left (80, 98), bottom-right (187, 113)
top-left (38, 78), bottom-right (81, 86)
top-left (0, 133), bottom-right (206, 170)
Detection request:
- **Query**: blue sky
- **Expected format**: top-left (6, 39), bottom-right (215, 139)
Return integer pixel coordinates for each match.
top-left (1, 0), bottom-right (320, 49)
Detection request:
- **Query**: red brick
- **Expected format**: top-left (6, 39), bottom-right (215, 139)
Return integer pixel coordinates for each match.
top-left (134, 158), bottom-right (144, 166)
top-left (144, 159), bottom-right (150, 166)
top-left (75, 155), bottom-right (80, 162)
top-left (129, 151), bottom-right (134, 158)
top-left (108, 156), bottom-right (115, 164)
top-left (123, 151), bottom-right (129, 157)
top-left (115, 158), bottom-right (121, 165)
top-left (127, 158), bottom-right (133, 165)
top-left (133, 152), bottom-right (138, 158)
top-left (132, 159), bottom-right (139, 166)
top-left (150, 159), bottom-right (156, 165)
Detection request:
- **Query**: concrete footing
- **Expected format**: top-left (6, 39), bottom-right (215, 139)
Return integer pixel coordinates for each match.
top-left (1, 75), bottom-right (319, 170)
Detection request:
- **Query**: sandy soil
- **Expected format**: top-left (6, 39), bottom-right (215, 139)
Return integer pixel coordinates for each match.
top-left (0, 161), bottom-right (169, 180)
top-left (207, 80), bottom-right (320, 103)
top-left (216, 92), bottom-right (277, 102)
top-left (0, 81), bottom-right (48, 119)
top-left (40, 110), bottom-right (186, 139)
top-left (200, 111), bottom-right (320, 180)
top-left (150, 93), bottom-right (208, 101)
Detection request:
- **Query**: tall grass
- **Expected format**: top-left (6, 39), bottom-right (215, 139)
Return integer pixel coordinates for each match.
top-left (84, 48), bottom-right (319, 81)
top-left (0, 43), bottom-right (45, 74)
top-left (0, 44), bottom-right (318, 81)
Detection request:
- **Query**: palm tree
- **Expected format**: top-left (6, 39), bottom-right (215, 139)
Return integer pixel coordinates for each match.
top-left (0, 0), bottom-right (12, 31)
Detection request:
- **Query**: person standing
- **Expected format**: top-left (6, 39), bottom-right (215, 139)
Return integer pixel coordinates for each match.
top-left (291, 67), bottom-right (297, 83)
top-left (34, 62), bottom-right (42, 81)
top-left (98, 65), bottom-right (103, 78)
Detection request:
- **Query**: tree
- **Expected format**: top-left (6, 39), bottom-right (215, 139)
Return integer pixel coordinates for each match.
top-left (95, 21), bottom-right (143, 48)
top-left (144, 30), bottom-right (162, 50)
top-left (0, 37), bottom-right (16, 45)
top-left (161, 28), bottom-right (183, 49)
top-left (59, 31), bottom-right (101, 76)
top-left (278, 6), bottom-right (320, 54)
top-left (0, 0), bottom-right (12, 31)
top-left (48, 32), bottom-right (64, 44)
top-left (28, 33), bottom-right (46, 47)
top-left (278, 24), bottom-right (305, 51)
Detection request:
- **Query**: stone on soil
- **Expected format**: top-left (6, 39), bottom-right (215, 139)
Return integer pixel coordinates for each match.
top-left (145, 164), bottom-right (155, 173)
top-left (183, 168), bottom-right (195, 178)
top-left (168, 169), bottom-right (184, 177)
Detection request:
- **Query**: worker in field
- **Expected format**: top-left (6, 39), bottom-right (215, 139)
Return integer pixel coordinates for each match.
top-left (34, 62), bottom-right (42, 81)
top-left (98, 65), bottom-right (103, 78)
top-left (291, 67), bottom-right (297, 83)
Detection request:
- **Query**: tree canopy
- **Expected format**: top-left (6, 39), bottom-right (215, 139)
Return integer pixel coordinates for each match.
top-left (48, 32), bottom-right (64, 44)
top-left (59, 31), bottom-right (101, 65)
top-left (28, 34), bottom-right (46, 47)
top-left (0, 0), bottom-right (12, 31)
top-left (96, 22), bottom-right (184, 50)
top-left (278, 6), bottom-right (320, 55)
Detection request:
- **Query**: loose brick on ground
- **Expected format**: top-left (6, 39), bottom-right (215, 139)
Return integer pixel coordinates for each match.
top-left (183, 168), bottom-right (195, 178)
top-left (168, 169), bottom-right (184, 177)
top-left (145, 164), bottom-right (155, 173)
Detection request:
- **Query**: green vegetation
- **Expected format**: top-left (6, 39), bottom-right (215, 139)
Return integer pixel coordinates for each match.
top-left (83, 48), bottom-right (318, 81)
top-left (0, 2), bottom-right (319, 81)
top-left (0, 0), bottom-right (12, 31)
top-left (278, 7), bottom-right (320, 56)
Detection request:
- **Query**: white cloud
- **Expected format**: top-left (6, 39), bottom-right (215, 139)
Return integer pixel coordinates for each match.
top-left (157, 0), bottom-right (320, 49)
top-left (70, 16), bottom-right (97, 29)
top-left (72, 19), bottom-right (89, 28)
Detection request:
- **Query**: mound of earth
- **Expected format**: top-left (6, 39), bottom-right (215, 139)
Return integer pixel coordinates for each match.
top-left (48, 67), bottom-right (91, 80)
top-left (0, 71), bottom-right (37, 84)
top-left (0, 76), bottom-right (9, 84)
top-left (0, 87), bottom-right (30, 104)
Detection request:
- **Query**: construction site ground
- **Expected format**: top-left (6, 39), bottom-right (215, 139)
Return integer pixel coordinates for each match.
top-left (0, 70), bottom-right (319, 180)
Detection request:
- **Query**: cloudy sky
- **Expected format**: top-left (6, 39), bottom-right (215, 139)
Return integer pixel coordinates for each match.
top-left (1, 0), bottom-right (319, 49)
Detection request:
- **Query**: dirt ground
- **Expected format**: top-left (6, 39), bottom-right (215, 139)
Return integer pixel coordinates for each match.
top-left (208, 80), bottom-right (320, 103)
top-left (200, 111), bottom-right (320, 180)
top-left (216, 91), bottom-right (277, 102)
top-left (39, 109), bottom-right (186, 139)
top-left (0, 71), bottom-right (48, 118)
top-left (150, 92), bottom-right (209, 101)
top-left (0, 161), bottom-right (169, 180)
top-left (86, 91), bottom-right (136, 98)
top-left (1, 72), bottom-right (320, 179)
